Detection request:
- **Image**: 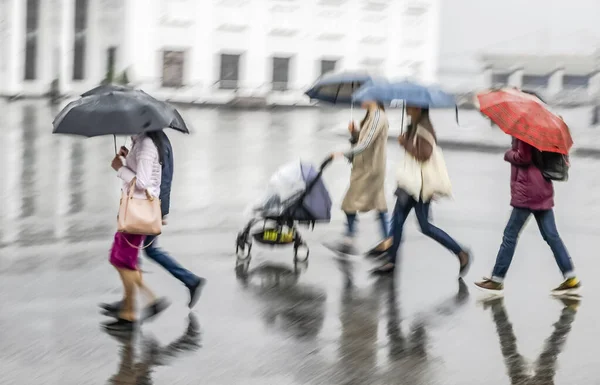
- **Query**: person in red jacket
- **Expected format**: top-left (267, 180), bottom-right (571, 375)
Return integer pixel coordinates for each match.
top-left (475, 138), bottom-right (580, 297)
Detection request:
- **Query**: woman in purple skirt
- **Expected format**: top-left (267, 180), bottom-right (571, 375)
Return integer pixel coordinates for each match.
top-left (105, 132), bottom-right (170, 333)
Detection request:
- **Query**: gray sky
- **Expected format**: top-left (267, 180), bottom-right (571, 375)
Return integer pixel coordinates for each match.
top-left (439, 0), bottom-right (600, 72)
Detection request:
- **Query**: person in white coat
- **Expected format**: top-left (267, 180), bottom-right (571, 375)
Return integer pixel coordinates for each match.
top-left (371, 107), bottom-right (471, 276)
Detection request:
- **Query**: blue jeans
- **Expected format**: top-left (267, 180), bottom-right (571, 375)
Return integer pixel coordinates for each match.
top-left (345, 211), bottom-right (388, 239)
top-left (491, 208), bottom-right (575, 282)
top-left (388, 192), bottom-right (463, 265)
top-left (143, 236), bottom-right (200, 288)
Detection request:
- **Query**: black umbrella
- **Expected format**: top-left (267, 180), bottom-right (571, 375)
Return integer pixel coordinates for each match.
top-left (82, 87), bottom-right (189, 134)
top-left (53, 91), bottom-right (189, 152)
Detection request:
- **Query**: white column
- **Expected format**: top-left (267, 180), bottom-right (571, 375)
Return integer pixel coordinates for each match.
top-left (481, 66), bottom-right (493, 88)
top-left (192, 0), bottom-right (214, 96)
top-left (343, 0), bottom-right (360, 71)
top-left (243, 1), bottom-right (268, 92)
top-left (47, 0), bottom-right (62, 88)
top-left (0, 0), bottom-right (8, 94)
top-left (38, 0), bottom-right (58, 91)
top-left (508, 68), bottom-right (524, 88)
top-left (548, 68), bottom-right (564, 95)
top-left (3, 0), bottom-right (25, 95)
top-left (58, 0), bottom-right (75, 95)
top-left (124, 0), bottom-right (159, 88)
top-left (386, 0), bottom-right (402, 78)
top-left (588, 71), bottom-right (600, 97)
top-left (86, 0), bottom-right (103, 89)
top-left (294, 0), bottom-right (317, 91)
top-left (423, 0), bottom-right (441, 84)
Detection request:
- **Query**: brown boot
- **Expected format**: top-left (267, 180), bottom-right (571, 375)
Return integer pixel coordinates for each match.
top-left (458, 250), bottom-right (472, 277)
top-left (474, 278), bottom-right (504, 296)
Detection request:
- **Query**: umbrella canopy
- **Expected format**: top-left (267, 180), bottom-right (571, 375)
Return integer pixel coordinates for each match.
top-left (476, 88), bottom-right (573, 154)
top-left (53, 91), bottom-right (189, 138)
top-left (81, 86), bottom-right (189, 133)
top-left (305, 71), bottom-right (379, 104)
top-left (351, 80), bottom-right (456, 108)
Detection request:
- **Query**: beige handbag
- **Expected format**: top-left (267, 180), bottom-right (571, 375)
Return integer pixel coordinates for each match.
top-left (117, 177), bottom-right (162, 236)
top-left (396, 150), bottom-right (423, 201)
top-left (419, 127), bottom-right (452, 201)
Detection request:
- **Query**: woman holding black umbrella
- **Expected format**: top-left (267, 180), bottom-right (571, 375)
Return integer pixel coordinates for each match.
top-left (52, 89), bottom-right (191, 332)
top-left (104, 132), bottom-right (170, 332)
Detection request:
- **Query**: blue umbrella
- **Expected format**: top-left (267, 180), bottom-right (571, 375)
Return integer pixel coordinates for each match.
top-left (352, 80), bottom-right (455, 108)
top-left (352, 80), bottom-right (459, 129)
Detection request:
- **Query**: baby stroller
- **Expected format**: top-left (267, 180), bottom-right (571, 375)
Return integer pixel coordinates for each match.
top-left (236, 157), bottom-right (333, 263)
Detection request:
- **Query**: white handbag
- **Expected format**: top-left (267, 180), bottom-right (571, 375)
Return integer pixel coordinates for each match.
top-left (396, 132), bottom-right (423, 201)
top-left (421, 145), bottom-right (452, 201)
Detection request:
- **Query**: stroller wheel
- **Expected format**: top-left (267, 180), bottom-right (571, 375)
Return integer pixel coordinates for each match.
top-left (293, 259), bottom-right (309, 274)
top-left (236, 233), bottom-right (252, 260)
top-left (236, 243), bottom-right (252, 260)
top-left (235, 258), bottom-right (251, 284)
top-left (294, 244), bottom-right (309, 263)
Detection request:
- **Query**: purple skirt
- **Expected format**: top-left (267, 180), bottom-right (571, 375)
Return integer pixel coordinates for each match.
top-left (109, 232), bottom-right (145, 270)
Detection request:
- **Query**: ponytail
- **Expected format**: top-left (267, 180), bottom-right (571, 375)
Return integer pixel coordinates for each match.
top-left (145, 131), bottom-right (165, 165)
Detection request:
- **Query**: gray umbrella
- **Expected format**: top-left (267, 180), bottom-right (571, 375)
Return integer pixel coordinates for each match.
top-left (80, 87), bottom-right (189, 134)
top-left (53, 90), bottom-right (189, 146)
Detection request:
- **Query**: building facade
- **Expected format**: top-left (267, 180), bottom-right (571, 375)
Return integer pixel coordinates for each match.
top-left (0, 0), bottom-right (441, 104)
top-left (481, 53), bottom-right (600, 105)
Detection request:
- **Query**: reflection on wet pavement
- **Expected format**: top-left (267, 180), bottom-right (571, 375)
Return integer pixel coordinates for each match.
top-left (237, 263), bottom-right (327, 340)
top-left (1, 100), bottom-right (599, 383)
top-left (107, 314), bottom-right (201, 384)
top-left (485, 297), bottom-right (578, 385)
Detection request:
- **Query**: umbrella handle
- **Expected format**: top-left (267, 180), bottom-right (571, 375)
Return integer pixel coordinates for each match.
top-left (455, 105), bottom-right (460, 125)
top-left (113, 135), bottom-right (117, 154)
top-left (401, 102), bottom-right (405, 135)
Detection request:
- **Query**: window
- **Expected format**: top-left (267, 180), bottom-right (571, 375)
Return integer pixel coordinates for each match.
top-left (320, 59), bottom-right (337, 76)
top-left (491, 73), bottom-right (509, 87)
top-left (24, 0), bottom-right (40, 80)
top-left (162, 50), bottom-right (185, 88)
top-left (72, 0), bottom-right (89, 80)
top-left (563, 75), bottom-right (589, 89)
top-left (522, 75), bottom-right (550, 89)
top-left (219, 53), bottom-right (241, 90)
top-left (272, 57), bottom-right (290, 91)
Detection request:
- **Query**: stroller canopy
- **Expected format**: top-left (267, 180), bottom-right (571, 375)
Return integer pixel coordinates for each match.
top-left (254, 161), bottom-right (332, 222)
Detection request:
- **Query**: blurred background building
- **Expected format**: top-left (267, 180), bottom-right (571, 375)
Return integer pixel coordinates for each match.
top-left (436, 0), bottom-right (600, 106)
top-left (0, 0), bottom-right (441, 105)
top-left (480, 53), bottom-right (600, 106)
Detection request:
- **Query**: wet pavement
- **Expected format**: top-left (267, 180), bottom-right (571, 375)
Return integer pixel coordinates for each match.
top-left (0, 100), bottom-right (599, 384)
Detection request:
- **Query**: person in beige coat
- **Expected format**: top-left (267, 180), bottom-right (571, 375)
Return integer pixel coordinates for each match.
top-left (326, 100), bottom-right (389, 255)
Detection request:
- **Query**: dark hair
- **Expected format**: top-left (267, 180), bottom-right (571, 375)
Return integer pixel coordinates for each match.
top-left (407, 107), bottom-right (436, 141)
top-left (145, 131), bottom-right (165, 165)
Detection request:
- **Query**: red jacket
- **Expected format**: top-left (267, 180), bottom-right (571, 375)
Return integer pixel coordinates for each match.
top-left (505, 138), bottom-right (554, 211)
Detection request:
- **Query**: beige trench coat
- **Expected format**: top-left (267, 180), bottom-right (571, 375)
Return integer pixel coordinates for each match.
top-left (341, 109), bottom-right (389, 213)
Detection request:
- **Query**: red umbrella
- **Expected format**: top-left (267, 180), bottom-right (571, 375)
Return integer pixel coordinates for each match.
top-left (476, 88), bottom-right (573, 154)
